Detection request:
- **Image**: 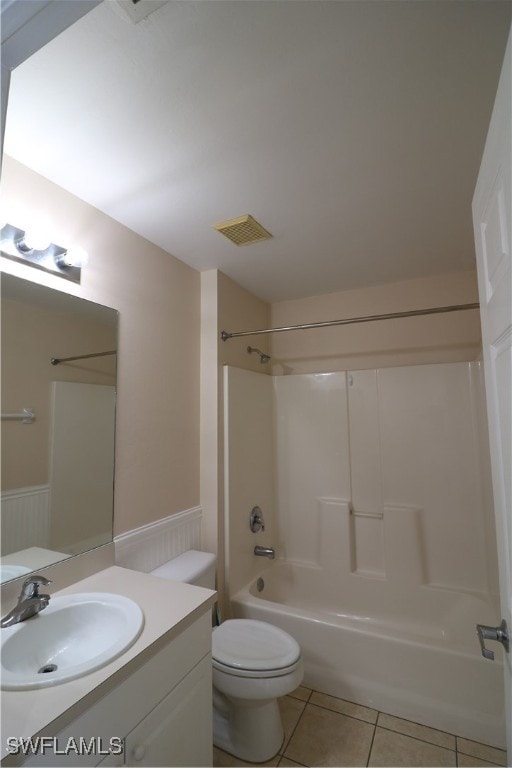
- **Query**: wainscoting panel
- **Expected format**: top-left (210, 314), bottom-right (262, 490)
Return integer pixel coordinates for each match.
top-left (1, 485), bottom-right (50, 555)
top-left (113, 507), bottom-right (203, 573)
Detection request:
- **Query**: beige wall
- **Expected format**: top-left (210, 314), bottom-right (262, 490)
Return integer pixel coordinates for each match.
top-left (217, 271), bottom-right (271, 373)
top-left (270, 271), bottom-right (481, 374)
top-left (223, 366), bottom-right (275, 602)
top-left (1, 296), bottom-right (116, 490)
top-left (200, 270), bottom-right (270, 608)
top-left (1, 156), bottom-right (200, 536)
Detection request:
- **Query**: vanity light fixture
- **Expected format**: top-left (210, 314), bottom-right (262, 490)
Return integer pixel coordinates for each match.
top-left (0, 222), bottom-right (88, 284)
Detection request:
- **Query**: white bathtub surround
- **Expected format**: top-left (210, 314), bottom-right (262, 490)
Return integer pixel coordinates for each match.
top-left (225, 362), bottom-right (497, 596)
top-left (316, 499), bottom-right (426, 583)
top-left (224, 362), bottom-right (504, 747)
top-left (272, 363), bottom-right (497, 595)
top-left (113, 506), bottom-right (202, 573)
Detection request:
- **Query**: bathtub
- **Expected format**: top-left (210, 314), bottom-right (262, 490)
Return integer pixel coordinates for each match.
top-left (230, 561), bottom-right (506, 748)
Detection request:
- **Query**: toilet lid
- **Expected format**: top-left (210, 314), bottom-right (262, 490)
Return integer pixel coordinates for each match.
top-left (212, 619), bottom-right (300, 672)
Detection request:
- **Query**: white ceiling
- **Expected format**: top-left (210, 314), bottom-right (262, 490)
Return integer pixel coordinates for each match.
top-left (4, 0), bottom-right (511, 303)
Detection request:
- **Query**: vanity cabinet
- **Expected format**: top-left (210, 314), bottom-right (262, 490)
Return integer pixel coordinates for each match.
top-left (21, 612), bottom-right (212, 768)
top-left (123, 655), bottom-right (211, 766)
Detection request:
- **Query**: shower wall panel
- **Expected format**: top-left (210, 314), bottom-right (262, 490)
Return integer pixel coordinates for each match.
top-left (225, 362), bottom-right (497, 603)
top-left (273, 372), bottom-right (351, 564)
top-left (273, 362), bottom-right (497, 597)
top-left (377, 362), bottom-right (491, 593)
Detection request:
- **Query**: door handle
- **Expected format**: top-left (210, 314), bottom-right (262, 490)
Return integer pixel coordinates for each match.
top-left (476, 619), bottom-right (509, 660)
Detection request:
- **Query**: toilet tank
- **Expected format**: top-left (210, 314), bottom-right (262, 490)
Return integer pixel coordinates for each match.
top-left (150, 550), bottom-right (216, 589)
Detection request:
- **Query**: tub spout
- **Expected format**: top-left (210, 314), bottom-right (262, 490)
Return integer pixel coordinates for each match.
top-left (254, 545), bottom-right (275, 559)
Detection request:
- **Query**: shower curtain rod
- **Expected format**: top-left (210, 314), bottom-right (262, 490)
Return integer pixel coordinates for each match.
top-left (50, 350), bottom-right (117, 366)
top-left (220, 302), bottom-right (480, 341)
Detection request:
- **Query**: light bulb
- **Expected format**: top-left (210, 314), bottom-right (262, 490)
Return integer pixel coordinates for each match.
top-left (57, 246), bottom-right (89, 269)
top-left (18, 216), bottom-right (53, 251)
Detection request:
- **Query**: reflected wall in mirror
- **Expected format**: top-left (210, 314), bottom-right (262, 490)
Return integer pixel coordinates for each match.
top-left (1, 273), bottom-right (118, 583)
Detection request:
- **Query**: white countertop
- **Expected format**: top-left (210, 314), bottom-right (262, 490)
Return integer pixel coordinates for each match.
top-left (0, 565), bottom-right (216, 761)
top-left (1, 548), bottom-right (70, 575)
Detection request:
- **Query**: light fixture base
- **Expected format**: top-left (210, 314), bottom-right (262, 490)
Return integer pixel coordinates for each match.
top-left (0, 224), bottom-right (82, 283)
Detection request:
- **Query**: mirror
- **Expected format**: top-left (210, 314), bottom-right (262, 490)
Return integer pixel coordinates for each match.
top-left (1, 273), bottom-right (118, 583)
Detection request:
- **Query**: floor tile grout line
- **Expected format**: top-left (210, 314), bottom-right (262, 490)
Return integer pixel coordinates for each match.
top-left (278, 756), bottom-right (308, 767)
top-left (312, 692), bottom-right (378, 717)
top-left (366, 723), bottom-right (378, 768)
top-left (288, 691), bottom-right (313, 704)
top-left (311, 691), bottom-right (375, 708)
top-left (374, 724), bottom-right (457, 752)
top-left (305, 700), bottom-right (378, 727)
top-left (455, 740), bottom-right (507, 767)
top-left (376, 710), bottom-right (456, 740)
top-left (456, 751), bottom-right (505, 768)
top-left (280, 698), bottom-right (310, 761)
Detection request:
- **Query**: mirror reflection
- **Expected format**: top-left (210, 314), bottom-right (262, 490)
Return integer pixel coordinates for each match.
top-left (1, 274), bottom-right (118, 583)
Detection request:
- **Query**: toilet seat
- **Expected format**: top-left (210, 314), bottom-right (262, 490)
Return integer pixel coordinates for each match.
top-left (212, 619), bottom-right (301, 676)
top-left (213, 656), bottom-right (301, 679)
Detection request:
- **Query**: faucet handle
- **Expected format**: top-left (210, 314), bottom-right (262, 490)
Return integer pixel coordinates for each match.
top-left (20, 575), bottom-right (52, 600)
top-left (250, 506), bottom-right (265, 533)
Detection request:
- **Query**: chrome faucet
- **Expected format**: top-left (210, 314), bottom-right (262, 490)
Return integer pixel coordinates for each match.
top-left (1, 575), bottom-right (52, 628)
top-left (254, 545), bottom-right (275, 559)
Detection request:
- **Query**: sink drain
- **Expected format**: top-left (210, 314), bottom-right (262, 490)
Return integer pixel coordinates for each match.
top-left (38, 663), bottom-right (58, 674)
top-left (256, 577), bottom-right (265, 592)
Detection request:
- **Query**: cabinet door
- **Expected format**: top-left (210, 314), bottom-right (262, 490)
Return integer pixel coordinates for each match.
top-left (124, 655), bottom-right (212, 767)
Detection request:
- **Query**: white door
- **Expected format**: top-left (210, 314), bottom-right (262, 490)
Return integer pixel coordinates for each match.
top-left (472, 27), bottom-right (512, 758)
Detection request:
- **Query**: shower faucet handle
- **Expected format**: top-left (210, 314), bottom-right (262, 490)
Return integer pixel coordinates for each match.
top-left (476, 619), bottom-right (509, 660)
top-left (250, 506), bottom-right (265, 533)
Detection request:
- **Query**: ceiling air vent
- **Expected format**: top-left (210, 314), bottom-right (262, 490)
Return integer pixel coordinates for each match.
top-left (213, 215), bottom-right (272, 246)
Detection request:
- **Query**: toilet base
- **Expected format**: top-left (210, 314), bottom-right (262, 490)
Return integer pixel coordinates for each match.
top-left (213, 694), bottom-right (284, 763)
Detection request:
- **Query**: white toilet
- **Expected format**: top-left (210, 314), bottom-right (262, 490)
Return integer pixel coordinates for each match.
top-left (150, 550), bottom-right (303, 763)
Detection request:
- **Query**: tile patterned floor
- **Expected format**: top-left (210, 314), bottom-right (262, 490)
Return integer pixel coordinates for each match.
top-left (213, 686), bottom-right (508, 768)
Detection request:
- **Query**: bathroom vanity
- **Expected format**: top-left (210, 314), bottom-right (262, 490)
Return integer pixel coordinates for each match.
top-left (0, 566), bottom-right (216, 767)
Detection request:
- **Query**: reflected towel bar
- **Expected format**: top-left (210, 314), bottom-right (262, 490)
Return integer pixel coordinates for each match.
top-left (50, 350), bottom-right (117, 365)
top-left (1, 408), bottom-right (35, 424)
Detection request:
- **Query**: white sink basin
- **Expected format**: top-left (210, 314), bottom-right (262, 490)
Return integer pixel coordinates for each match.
top-left (0, 565), bottom-right (32, 584)
top-left (1, 593), bottom-right (144, 690)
